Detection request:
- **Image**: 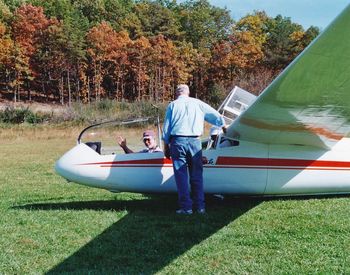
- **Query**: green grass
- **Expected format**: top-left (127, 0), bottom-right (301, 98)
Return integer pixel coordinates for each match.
top-left (0, 126), bottom-right (350, 274)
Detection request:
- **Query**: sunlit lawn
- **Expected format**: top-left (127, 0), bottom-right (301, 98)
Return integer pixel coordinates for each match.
top-left (0, 125), bottom-right (349, 274)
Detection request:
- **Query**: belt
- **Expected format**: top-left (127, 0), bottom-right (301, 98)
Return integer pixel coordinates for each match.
top-left (171, 135), bottom-right (199, 138)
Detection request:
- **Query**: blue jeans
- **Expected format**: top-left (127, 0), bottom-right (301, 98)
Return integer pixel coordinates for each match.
top-left (170, 136), bottom-right (204, 211)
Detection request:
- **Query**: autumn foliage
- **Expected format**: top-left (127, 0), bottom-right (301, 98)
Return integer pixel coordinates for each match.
top-left (0, 1), bottom-right (319, 105)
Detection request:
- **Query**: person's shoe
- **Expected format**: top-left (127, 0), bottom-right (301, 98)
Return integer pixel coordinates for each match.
top-left (176, 209), bottom-right (193, 215)
top-left (197, 208), bottom-right (206, 214)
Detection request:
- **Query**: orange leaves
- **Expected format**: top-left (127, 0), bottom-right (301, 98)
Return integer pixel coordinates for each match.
top-left (149, 35), bottom-right (177, 68)
top-left (230, 31), bottom-right (264, 69)
top-left (87, 22), bottom-right (115, 60)
top-left (87, 22), bottom-right (131, 85)
top-left (12, 4), bottom-right (49, 57)
top-left (0, 22), bottom-right (14, 65)
top-left (128, 36), bottom-right (151, 100)
top-left (87, 22), bottom-right (131, 62)
top-left (0, 23), bottom-right (5, 37)
top-left (210, 12), bottom-right (267, 85)
top-left (148, 35), bottom-right (178, 100)
top-left (87, 22), bottom-right (133, 100)
top-left (0, 2), bottom-right (320, 104)
top-left (175, 42), bottom-right (198, 83)
top-left (229, 13), bottom-right (268, 69)
top-left (86, 27), bottom-right (183, 101)
top-left (128, 36), bottom-right (151, 74)
top-left (290, 30), bottom-right (307, 53)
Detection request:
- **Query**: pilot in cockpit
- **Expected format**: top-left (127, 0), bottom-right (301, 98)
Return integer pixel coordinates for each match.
top-left (117, 130), bottom-right (163, 154)
top-left (207, 126), bottom-right (238, 149)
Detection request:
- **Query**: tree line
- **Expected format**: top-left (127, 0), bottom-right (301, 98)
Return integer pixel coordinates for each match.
top-left (0, 0), bottom-right (319, 106)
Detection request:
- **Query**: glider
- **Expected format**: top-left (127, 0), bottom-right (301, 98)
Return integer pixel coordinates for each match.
top-left (55, 5), bottom-right (350, 195)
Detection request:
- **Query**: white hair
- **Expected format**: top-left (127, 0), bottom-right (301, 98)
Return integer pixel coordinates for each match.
top-left (176, 84), bottom-right (190, 96)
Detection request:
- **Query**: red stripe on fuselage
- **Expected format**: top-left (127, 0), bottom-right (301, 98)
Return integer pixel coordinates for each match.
top-left (216, 157), bottom-right (350, 168)
top-left (78, 157), bottom-right (350, 170)
top-left (79, 158), bottom-right (173, 166)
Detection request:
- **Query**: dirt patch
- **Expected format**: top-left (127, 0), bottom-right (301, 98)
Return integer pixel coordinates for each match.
top-left (0, 100), bottom-right (67, 115)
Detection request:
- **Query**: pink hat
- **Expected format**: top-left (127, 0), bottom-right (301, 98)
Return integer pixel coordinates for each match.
top-left (143, 130), bottom-right (155, 139)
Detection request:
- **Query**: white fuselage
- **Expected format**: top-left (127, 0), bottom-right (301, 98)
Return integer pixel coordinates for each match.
top-left (55, 138), bottom-right (350, 195)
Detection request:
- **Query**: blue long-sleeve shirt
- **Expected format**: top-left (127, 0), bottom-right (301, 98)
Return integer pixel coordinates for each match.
top-left (162, 95), bottom-right (225, 144)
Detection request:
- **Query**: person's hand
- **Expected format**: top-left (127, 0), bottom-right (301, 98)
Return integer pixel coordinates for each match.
top-left (222, 125), bottom-right (228, 134)
top-left (164, 144), bottom-right (171, 159)
top-left (117, 136), bottom-right (127, 148)
top-left (202, 156), bottom-right (208, 164)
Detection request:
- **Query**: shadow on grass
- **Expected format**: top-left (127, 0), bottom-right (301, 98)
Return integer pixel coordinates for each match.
top-left (16, 195), bottom-right (261, 274)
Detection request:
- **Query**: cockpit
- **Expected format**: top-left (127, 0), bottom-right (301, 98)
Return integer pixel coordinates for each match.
top-left (80, 86), bottom-right (257, 155)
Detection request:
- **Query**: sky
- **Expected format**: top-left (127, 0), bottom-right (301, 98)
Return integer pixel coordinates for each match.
top-left (207, 0), bottom-right (350, 29)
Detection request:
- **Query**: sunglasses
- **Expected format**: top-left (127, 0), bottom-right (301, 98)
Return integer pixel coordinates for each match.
top-left (143, 138), bottom-right (152, 143)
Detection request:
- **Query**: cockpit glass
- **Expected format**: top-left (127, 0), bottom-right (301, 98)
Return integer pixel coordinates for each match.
top-left (78, 118), bottom-right (159, 155)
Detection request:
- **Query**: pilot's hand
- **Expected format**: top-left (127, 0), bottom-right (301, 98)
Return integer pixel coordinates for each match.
top-left (222, 125), bottom-right (228, 134)
top-left (117, 136), bottom-right (127, 148)
top-left (164, 144), bottom-right (171, 159)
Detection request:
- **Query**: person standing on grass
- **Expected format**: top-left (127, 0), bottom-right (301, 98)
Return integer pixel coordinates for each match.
top-left (163, 84), bottom-right (226, 215)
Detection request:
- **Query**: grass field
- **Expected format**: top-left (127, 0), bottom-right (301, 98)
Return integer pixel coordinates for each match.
top-left (0, 126), bottom-right (350, 274)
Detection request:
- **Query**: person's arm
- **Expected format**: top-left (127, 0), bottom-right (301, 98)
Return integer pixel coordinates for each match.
top-left (200, 101), bottom-right (226, 127)
top-left (162, 106), bottom-right (172, 159)
top-left (117, 136), bottom-right (134, 154)
top-left (162, 106), bottom-right (172, 144)
top-left (163, 142), bottom-right (171, 159)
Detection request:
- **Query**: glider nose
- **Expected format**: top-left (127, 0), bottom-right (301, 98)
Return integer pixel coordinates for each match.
top-left (55, 143), bottom-right (103, 185)
top-left (55, 150), bottom-right (77, 182)
top-left (55, 143), bottom-right (94, 182)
